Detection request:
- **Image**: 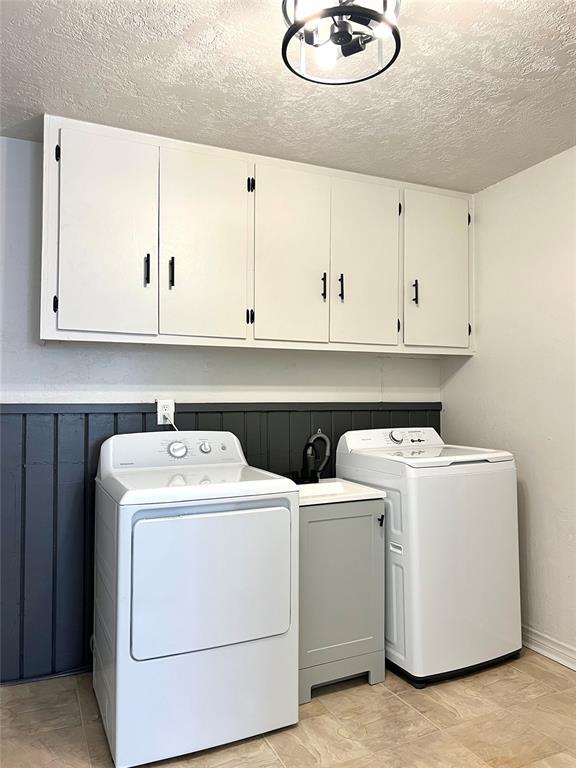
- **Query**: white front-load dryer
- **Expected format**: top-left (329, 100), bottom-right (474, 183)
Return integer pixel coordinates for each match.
top-left (337, 427), bottom-right (522, 687)
top-left (94, 431), bottom-right (298, 768)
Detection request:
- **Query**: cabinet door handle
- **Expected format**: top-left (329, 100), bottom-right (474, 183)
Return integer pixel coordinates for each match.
top-left (412, 279), bottom-right (419, 305)
top-left (321, 272), bottom-right (327, 301)
top-left (338, 273), bottom-right (345, 302)
top-left (144, 254), bottom-right (151, 286)
top-left (377, 514), bottom-right (385, 527)
top-left (169, 257), bottom-right (175, 289)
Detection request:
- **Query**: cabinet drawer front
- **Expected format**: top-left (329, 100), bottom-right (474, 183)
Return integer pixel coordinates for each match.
top-left (403, 190), bottom-right (470, 348)
top-left (254, 164), bottom-right (330, 343)
top-left (299, 500), bottom-right (385, 668)
top-left (58, 128), bottom-right (159, 335)
top-left (159, 148), bottom-right (250, 339)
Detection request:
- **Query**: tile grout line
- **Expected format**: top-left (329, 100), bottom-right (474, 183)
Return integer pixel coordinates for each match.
top-left (316, 686), bottom-right (442, 756)
top-left (429, 697), bottom-right (571, 761)
top-left (407, 689), bottom-right (571, 768)
top-left (75, 675), bottom-right (94, 768)
top-left (263, 733), bottom-right (290, 768)
top-left (367, 690), bottom-right (494, 767)
top-left (507, 662), bottom-right (576, 693)
top-left (387, 688), bottom-right (444, 734)
top-left (383, 684), bottom-right (559, 763)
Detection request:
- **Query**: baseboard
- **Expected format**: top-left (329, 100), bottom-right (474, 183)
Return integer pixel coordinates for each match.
top-left (0, 665), bottom-right (91, 687)
top-left (523, 625), bottom-right (576, 671)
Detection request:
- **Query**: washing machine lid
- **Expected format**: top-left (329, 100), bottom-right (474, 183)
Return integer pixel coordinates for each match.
top-left (96, 430), bottom-right (296, 504)
top-left (352, 445), bottom-right (513, 468)
top-left (338, 428), bottom-right (513, 469)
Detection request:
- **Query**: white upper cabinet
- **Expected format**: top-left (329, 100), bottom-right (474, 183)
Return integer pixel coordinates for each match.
top-left (403, 190), bottom-right (470, 348)
top-left (42, 116), bottom-right (474, 355)
top-left (330, 178), bottom-right (399, 345)
top-left (57, 128), bottom-right (159, 335)
top-left (254, 163), bottom-right (331, 343)
top-left (159, 148), bottom-right (251, 339)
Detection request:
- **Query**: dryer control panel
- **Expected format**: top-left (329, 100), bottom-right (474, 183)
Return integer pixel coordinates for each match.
top-left (98, 431), bottom-right (246, 476)
top-left (338, 428), bottom-right (445, 453)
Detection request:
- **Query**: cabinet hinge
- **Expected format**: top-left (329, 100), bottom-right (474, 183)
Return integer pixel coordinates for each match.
top-left (468, 212), bottom-right (471, 225)
top-left (397, 318), bottom-right (401, 333)
top-left (53, 295), bottom-right (59, 312)
top-left (247, 176), bottom-right (255, 193)
top-left (55, 144), bottom-right (61, 162)
top-left (399, 202), bottom-right (402, 216)
top-left (468, 323), bottom-right (472, 336)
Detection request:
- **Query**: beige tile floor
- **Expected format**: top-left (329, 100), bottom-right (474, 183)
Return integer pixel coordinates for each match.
top-left (1, 649), bottom-right (575, 768)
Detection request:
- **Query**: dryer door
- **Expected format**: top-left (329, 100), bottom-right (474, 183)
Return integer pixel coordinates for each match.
top-left (131, 505), bottom-right (291, 660)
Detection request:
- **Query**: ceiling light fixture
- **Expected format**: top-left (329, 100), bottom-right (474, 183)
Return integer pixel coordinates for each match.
top-left (282, 0), bottom-right (401, 85)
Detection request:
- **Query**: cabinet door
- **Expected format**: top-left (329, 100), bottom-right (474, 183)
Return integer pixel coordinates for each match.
top-left (299, 500), bottom-right (384, 669)
top-left (58, 129), bottom-right (158, 334)
top-left (159, 149), bottom-right (251, 339)
top-left (403, 190), bottom-right (470, 348)
top-left (254, 164), bottom-right (330, 342)
top-left (330, 179), bottom-right (399, 345)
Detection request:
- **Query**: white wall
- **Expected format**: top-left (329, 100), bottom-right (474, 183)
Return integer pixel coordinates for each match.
top-left (0, 137), bottom-right (442, 404)
top-left (441, 147), bottom-right (576, 665)
top-left (3, 136), bottom-right (574, 661)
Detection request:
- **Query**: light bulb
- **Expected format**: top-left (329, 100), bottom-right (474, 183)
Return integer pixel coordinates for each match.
top-left (316, 42), bottom-right (339, 69)
top-left (373, 22), bottom-right (392, 39)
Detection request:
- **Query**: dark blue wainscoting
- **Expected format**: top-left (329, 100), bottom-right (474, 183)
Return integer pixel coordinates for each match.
top-left (0, 401), bottom-right (441, 683)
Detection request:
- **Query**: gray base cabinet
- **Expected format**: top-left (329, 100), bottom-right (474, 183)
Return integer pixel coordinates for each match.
top-left (299, 499), bottom-right (386, 703)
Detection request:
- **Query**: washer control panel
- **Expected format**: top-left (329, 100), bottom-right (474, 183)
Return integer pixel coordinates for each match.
top-left (339, 427), bottom-right (444, 454)
top-left (107, 431), bottom-right (245, 470)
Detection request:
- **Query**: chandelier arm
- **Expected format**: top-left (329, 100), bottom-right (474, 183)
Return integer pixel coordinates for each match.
top-left (281, 0), bottom-right (292, 28)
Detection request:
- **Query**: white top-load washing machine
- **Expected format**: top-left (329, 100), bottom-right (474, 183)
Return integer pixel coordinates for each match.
top-left (337, 427), bottom-right (522, 687)
top-left (93, 431), bottom-right (298, 768)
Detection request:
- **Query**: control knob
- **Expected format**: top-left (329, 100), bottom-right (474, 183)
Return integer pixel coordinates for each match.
top-left (168, 441), bottom-right (188, 459)
top-left (390, 430), bottom-right (404, 445)
top-left (199, 441), bottom-right (212, 454)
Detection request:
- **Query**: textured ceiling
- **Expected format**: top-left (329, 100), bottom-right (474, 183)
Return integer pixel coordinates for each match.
top-left (1, 0), bottom-right (575, 191)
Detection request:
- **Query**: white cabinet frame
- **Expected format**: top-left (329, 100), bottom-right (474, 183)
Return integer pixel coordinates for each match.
top-left (41, 115), bottom-right (475, 357)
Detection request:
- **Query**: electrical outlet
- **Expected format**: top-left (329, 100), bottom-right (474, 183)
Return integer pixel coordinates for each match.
top-left (156, 399), bottom-right (175, 427)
